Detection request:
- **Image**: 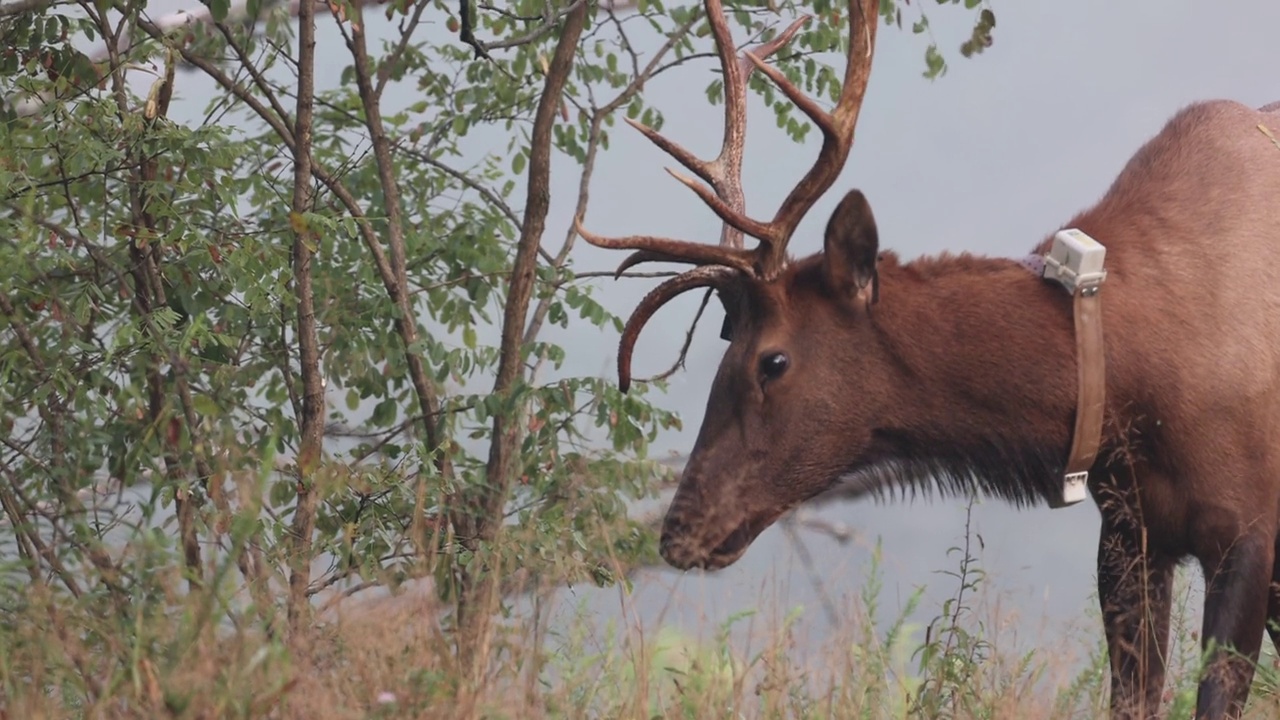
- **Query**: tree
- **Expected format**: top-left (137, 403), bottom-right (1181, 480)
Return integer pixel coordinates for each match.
top-left (0, 0), bottom-right (996, 713)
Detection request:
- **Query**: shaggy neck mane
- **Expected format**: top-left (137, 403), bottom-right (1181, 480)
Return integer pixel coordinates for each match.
top-left (835, 249), bottom-right (1085, 507)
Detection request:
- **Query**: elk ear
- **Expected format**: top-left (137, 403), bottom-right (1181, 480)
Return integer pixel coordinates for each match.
top-left (714, 283), bottom-right (749, 341)
top-left (822, 189), bottom-right (880, 306)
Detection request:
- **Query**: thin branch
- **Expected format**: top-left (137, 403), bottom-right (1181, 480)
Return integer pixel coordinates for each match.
top-left (375, 0), bottom-right (433, 99)
top-left (213, 17), bottom-right (295, 142)
top-left (475, 2), bottom-right (542, 22)
top-left (394, 148), bottom-right (553, 268)
top-left (458, 0), bottom-right (586, 59)
top-left (482, 0), bottom-right (585, 52)
top-left (342, 0), bottom-right (457, 504)
top-left (779, 514), bottom-right (840, 627)
top-left (279, 300), bottom-right (303, 421)
top-left (397, 147), bottom-right (519, 225)
top-left (634, 287), bottom-right (711, 385)
top-left (2, 155), bottom-right (169, 203)
top-left (564, 269), bottom-right (678, 281)
top-left (523, 4), bottom-right (702, 349)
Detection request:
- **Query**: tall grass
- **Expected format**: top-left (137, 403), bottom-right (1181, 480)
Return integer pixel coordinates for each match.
top-left (3, 501), bottom-right (1280, 719)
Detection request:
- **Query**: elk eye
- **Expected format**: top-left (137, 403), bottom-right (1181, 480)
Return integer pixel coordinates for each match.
top-left (759, 351), bottom-right (789, 382)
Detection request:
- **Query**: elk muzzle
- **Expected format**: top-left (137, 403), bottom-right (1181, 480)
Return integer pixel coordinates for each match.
top-left (658, 477), bottom-right (787, 570)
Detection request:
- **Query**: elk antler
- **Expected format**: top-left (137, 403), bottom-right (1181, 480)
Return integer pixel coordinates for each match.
top-left (579, 0), bottom-right (879, 277)
top-left (616, 266), bottom-right (740, 392)
top-left (575, 2), bottom-right (810, 267)
top-left (579, 0), bottom-right (880, 390)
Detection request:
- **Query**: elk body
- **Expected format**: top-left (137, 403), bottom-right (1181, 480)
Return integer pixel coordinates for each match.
top-left (578, 1), bottom-right (1280, 718)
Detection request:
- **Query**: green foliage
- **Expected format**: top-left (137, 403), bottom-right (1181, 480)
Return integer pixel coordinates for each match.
top-left (891, 0), bottom-right (999, 79)
top-left (0, 0), bottom-right (1002, 710)
top-left (910, 500), bottom-right (999, 719)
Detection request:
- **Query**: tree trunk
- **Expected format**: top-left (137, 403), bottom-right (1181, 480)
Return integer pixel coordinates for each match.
top-left (285, 0), bottom-right (322, 637)
top-left (452, 0), bottom-right (588, 692)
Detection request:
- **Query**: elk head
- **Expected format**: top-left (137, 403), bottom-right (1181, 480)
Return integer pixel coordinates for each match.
top-left (577, 0), bottom-right (882, 570)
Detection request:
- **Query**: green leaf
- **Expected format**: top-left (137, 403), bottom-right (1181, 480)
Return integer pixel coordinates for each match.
top-left (209, 0), bottom-right (231, 22)
top-left (923, 44), bottom-right (947, 80)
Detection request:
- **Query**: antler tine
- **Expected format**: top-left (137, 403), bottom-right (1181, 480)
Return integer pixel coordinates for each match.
top-left (616, 266), bottom-right (740, 392)
top-left (614, 249), bottom-right (698, 277)
top-left (575, 216), bottom-right (758, 276)
top-left (699, 0), bottom-right (812, 250)
top-left (577, 2), bottom-right (813, 272)
top-left (745, 0), bottom-right (880, 279)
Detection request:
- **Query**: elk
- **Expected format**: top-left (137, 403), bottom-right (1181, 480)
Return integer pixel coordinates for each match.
top-left (577, 0), bottom-right (1280, 717)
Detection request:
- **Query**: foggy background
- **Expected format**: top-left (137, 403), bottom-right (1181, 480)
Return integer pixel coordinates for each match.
top-left (72, 0), bottom-right (1280, 661)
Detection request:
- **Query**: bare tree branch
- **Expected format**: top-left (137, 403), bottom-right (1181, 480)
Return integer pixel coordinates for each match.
top-left (396, 147), bottom-right (521, 230)
top-left (374, 0), bottom-right (433, 99)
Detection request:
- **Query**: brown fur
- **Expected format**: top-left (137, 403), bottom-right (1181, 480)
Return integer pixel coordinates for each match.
top-left (655, 99), bottom-right (1280, 719)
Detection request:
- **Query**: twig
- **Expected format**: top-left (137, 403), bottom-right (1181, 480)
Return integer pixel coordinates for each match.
top-left (458, 0), bottom-right (586, 60)
top-left (476, 1), bottom-right (543, 22)
top-left (374, 0), bottom-right (433, 99)
top-left (394, 147), bottom-right (555, 267)
top-left (564, 269), bottom-right (678, 281)
top-left (779, 515), bottom-right (841, 627)
top-left (635, 287), bottom-right (712, 386)
top-left (1259, 124), bottom-right (1280, 151)
top-left (396, 147), bottom-right (521, 229)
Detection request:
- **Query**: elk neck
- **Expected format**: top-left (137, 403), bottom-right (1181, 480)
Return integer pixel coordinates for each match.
top-left (849, 249), bottom-right (1088, 506)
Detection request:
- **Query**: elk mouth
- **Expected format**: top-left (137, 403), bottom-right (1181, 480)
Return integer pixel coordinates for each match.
top-left (661, 507), bottom-right (786, 571)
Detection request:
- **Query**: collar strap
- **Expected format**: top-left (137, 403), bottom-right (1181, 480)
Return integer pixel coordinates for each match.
top-left (1022, 229), bottom-right (1109, 508)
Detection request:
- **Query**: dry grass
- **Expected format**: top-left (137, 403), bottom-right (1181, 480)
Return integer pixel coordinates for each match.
top-left (4, 540), bottom-right (1280, 719)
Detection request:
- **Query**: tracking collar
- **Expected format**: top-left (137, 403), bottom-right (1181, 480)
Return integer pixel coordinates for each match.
top-left (1019, 229), bottom-right (1108, 508)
